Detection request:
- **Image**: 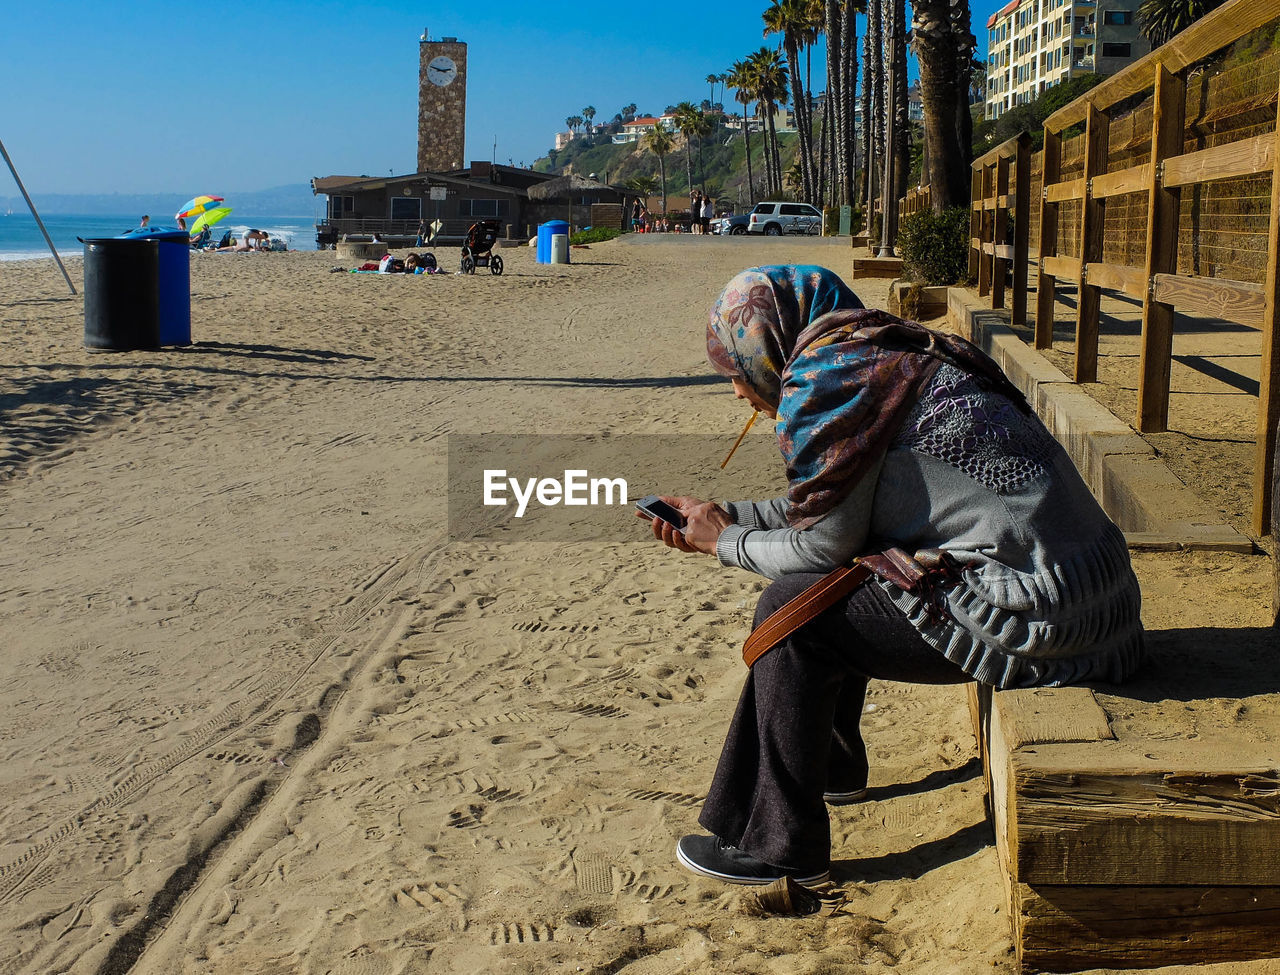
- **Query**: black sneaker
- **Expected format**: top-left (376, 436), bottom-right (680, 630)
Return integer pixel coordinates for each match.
top-left (676, 834), bottom-right (829, 887)
top-left (823, 787), bottom-right (868, 806)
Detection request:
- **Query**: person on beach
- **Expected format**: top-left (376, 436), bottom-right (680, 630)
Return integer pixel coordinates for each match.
top-left (215, 229), bottom-right (269, 252)
top-left (139, 215), bottom-right (150, 228)
top-left (701, 195), bottom-right (714, 234)
top-left (639, 265), bottom-right (1144, 888)
top-left (690, 192), bottom-right (702, 234)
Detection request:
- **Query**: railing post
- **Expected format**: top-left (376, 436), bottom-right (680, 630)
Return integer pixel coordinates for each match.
top-left (1075, 102), bottom-right (1110, 384)
top-left (979, 163), bottom-right (994, 298)
top-left (1036, 127), bottom-right (1062, 349)
top-left (1013, 133), bottom-right (1032, 328)
top-left (1253, 76), bottom-right (1280, 536)
top-left (970, 167), bottom-right (982, 282)
top-left (1137, 63), bottom-right (1187, 434)
top-left (993, 152), bottom-right (1011, 309)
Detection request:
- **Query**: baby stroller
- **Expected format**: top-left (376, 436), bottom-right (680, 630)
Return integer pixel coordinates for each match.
top-left (460, 219), bottom-right (504, 275)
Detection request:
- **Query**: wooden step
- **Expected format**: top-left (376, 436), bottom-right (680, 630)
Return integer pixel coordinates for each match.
top-left (970, 684), bottom-right (1280, 972)
top-left (850, 255), bottom-right (903, 279)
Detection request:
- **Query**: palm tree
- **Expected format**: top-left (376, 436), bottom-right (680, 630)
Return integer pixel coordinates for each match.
top-left (1138, 0), bottom-right (1225, 45)
top-left (673, 101), bottom-right (703, 193)
top-left (824, 0), bottom-right (861, 207)
top-left (912, 0), bottom-right (970, 209)
top-left (625, 174), bottom-right (660, 207)
top-left (728, 59), bottom-right (758, 205)
top-left (622, 103), bottom-right (638, 122)
top-left (764, 0), bottom-right (818, 201)
top-left (707, 73), bottom-right (720, 108)
top-left (747, 47), bottom-right (789, 196)
top-left (644, 124), bottom-right (676, 216)
top-left (565, 116), bottom-right (577, 134)
top-left (582, 106), bottom-right (596, 134)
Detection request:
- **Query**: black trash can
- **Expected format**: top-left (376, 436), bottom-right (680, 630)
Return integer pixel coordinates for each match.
top-left (83, 237), bottom-right (161, 352)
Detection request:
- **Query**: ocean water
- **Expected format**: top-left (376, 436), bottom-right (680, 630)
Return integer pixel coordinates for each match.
top-left (0, 211), bottom-right (321, 261)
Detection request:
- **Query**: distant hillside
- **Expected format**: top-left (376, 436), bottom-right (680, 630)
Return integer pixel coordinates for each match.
top-left (0, 183), bottom-right (318, 217)
top-left (533, 123), bottom-right (798, 212)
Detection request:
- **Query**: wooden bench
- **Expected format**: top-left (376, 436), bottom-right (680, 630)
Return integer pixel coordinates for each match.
top-left (970, 684), bottom-right (1280, 972)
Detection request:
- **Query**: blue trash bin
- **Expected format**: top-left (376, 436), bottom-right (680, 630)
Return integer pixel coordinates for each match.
top-left (121, 228), bottom-right (191, 345)
top-left (539, 220), bottom-right (568, 265)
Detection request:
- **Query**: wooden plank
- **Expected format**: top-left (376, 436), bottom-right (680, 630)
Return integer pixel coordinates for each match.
top-left (995, 244), bottom-right (1015, 260)
top-left (1256, 76), bottom-right (1280, 537)
top-left (988, 688), bottom-right (1114, 907)
top-left (1091, 163), bottom-right (1149, 199)
top-left (1016, 882), bottom-right (1280, 971)
top-left (1274, 420), bottom-right (1280, 623)
top-left (1044, 178), bottom-right (1085, 203)
top-left (993, 153), bottom-right (1011, 310)
top-left (1075, 103), bottom-right (1110, 384)
top-left (970, 235), bottom-right (982, 250)
top-left (1042, 255), bottom-right (1081, 282)
top-left (1045, 0), bottom-right (1280, 132)
top-left (1162, 132), bottom-right (1275, 188)
top-left (1151, 273), bottom-right (1266, 328)
top-left (1010, 741), bottom-right (1280, 886)
top-left (973, 133), bottom-right (1026, 169)
top-left (1084, 262), bottom-right (1145, 298)
top-left (1138, 64), bottom-right (1187, 435)
top-left (1013, 133), bottom-right (1032, 328)
top-left (982, 242), bottom-right (995, 255)
top-left (1036, 130), bottom-right (1062, 349)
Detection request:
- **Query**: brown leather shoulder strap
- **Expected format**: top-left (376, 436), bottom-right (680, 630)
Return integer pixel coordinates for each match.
top-left (742, 563), bottom-right (873, 668)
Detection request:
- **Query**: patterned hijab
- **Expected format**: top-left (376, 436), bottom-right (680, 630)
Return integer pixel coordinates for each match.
top-left (708, 266), bottom-right (1028, 529)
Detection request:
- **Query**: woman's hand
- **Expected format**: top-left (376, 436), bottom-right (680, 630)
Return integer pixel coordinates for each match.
top-left (636, 496), bottom-right (733, 556)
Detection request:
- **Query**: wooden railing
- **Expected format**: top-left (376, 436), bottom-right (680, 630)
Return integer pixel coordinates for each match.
top-left (966, 0), bottom-right (1280, 535)
top-left (899, 185), bottom-right (931, 218)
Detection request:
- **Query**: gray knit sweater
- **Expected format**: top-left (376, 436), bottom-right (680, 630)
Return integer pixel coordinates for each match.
top-left (715, 363), bottom-right (1144, 689)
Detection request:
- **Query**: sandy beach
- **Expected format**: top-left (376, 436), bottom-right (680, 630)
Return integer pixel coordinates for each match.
top-left (1, 237), bottom-right (1276, 975)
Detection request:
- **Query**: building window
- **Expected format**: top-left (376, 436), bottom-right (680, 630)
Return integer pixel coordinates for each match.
top-left (461, 199), bottom-right (509, 218)
top-left (390, 196), bottom-right (421, 221)
top-left (1103, 9), bottom-right (1133, 24)
top-left (328, 196), bottom-right (353, 219)
top-left (1102, 41), bottom-right (1128, 57)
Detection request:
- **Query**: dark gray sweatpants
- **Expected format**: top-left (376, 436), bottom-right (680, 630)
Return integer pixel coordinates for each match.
top-left (699, 573), bottom-right (970, 874)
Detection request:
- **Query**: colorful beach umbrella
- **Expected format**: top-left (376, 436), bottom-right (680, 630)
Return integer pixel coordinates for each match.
top-left (177, 194), bottom-right (225, 219)
top-left (189, 206), bottom-right (232, 236)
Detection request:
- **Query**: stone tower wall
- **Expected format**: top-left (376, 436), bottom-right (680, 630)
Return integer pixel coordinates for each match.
top-left (417, 39), bottom-right (467, 173)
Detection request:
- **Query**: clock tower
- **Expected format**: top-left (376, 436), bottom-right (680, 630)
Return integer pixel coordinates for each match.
top-left (417, 32), bottom-right (467, 173)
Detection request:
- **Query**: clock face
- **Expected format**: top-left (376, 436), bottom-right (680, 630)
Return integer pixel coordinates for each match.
top-left (428, 55), bottom-right (457, 87)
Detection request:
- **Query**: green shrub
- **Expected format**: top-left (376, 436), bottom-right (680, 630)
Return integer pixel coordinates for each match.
top-left (896, 207), bottom-right (970, 286)
top-left (569, 227), bottom-right (622, 245)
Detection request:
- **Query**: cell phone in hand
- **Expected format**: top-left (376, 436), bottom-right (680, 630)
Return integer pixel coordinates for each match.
top-left (636, 495), bottom-right (686, 530)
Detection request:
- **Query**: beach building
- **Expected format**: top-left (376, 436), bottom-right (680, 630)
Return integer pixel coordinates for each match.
top-left (984, 0), bottom-right (1150, 120)
top-left (313, 162), bottom-right (630, 247)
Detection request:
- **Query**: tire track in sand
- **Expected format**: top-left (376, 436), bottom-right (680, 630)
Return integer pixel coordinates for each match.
top-left (0, 539), bottom-right (441, 910)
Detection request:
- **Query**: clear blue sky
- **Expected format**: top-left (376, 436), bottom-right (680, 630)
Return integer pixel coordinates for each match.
top-left (3, 0), bottom-right (1005, 196)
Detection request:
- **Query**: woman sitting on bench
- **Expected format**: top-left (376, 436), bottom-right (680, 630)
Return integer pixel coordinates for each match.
top-left (639, 265), bottom-right (1144, 888)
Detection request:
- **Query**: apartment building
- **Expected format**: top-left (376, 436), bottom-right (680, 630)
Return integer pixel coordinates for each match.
top-left (984, 0), bottom-right (1150, 120)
